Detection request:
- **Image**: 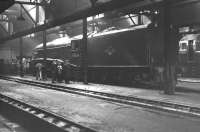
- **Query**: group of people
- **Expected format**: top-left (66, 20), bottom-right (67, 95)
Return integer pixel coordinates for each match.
top-left (35, 60), bottom-right (71, 84)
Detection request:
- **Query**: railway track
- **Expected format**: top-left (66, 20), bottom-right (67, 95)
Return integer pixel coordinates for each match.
top-left (0, 93), bottom-right (97, 132)
top-left (1, 76), bottom-right (200, 118)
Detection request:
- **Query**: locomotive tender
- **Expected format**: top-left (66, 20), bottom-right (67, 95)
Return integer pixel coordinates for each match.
top-left (34, 25), bottom-right (158, 86)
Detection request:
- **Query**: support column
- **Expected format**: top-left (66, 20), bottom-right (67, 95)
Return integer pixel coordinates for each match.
top-left (43, 4), bottom-right (47, 61)
top-left (43, 5), bottom-right (47, 80)
top-left (35, 0), bottom-right (39, 26)
top-left (19, 37), bottom-right (24, 77)
top-left (82, 18), bottom-right (88, 84)
top-left (138, 14), bottom-right (142, 25)
top-left (162, 3), bottom-right (179, 94)
top-left (43, 30), bottom-right (47, 61)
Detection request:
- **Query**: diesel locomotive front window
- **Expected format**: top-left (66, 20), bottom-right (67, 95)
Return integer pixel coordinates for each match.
top-left (182, 43), bottom-right (187, 50)
top-left (180, 43), bottom-right (187, 51)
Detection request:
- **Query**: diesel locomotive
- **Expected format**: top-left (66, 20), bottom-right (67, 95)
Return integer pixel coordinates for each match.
top-left (178, 34), bottom-right (200, 77)
top-left (33, 25), bottom-right (161, 86)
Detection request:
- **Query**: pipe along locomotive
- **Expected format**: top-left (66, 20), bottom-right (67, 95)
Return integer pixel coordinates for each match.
top-left (33, 25), bottom-right (160, 86)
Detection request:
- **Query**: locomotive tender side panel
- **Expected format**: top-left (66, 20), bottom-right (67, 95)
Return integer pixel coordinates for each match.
top-left (87, 28), bottom-right (148, 66)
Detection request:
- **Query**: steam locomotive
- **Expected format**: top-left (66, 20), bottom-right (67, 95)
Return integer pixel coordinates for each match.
top-left (33, 25), bottom-right (159, 86)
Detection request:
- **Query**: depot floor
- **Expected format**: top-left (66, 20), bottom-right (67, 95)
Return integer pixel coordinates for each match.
top-left (8, 75), bottom-right (200, 108)
top-left (0, 79), bottom-right (200, 132)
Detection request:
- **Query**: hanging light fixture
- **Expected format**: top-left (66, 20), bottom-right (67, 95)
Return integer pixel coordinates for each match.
top-left (17, 5), bottom-right (25, 21)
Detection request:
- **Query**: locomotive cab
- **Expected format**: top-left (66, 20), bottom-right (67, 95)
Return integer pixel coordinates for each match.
top-left (70, 40), bottom-right (82, 66)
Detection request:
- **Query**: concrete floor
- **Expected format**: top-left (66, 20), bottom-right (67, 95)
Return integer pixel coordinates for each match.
top-left (0, 79), bottom-right (200, 132)
top-left (9, 75), bottom-right (200, 108)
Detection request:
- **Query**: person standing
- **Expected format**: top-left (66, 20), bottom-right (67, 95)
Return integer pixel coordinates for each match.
top-left (42, 62), bottom-right (47, 81)
top-left (57, 63), bottom-right (63, 83)
top-left (35, 62), bottom-right (43, 80)
top-left (63, 60), bottom-right (71, 84)
top-left (51, 60), bottom-right (57, 83)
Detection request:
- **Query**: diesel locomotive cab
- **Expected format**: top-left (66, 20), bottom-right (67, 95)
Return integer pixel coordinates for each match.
top-left (178, 34), bottom-right (200, 77)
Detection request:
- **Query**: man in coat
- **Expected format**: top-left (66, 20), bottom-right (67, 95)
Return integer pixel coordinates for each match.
top-left (35, 62), bottom-right (43, 80)
top-left (63, 60), bottom-right (71, 84)
top-left (51, 60), bottom-right (57, 83)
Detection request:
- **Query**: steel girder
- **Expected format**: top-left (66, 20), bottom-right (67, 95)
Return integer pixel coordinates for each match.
top-left (0, 0), bottom-right (15, 14)
top-left (15, 1), bottom-right (45, 6)
top-left (0, 0), bottom-right (196, 42)
top-left (0, 0), bottom-right (158, 42)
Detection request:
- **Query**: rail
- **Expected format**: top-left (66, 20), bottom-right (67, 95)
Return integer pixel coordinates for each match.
top-left (0, 93), bottom-right (97, 132)
top-left (1, 75), bottom-right (200, 118)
